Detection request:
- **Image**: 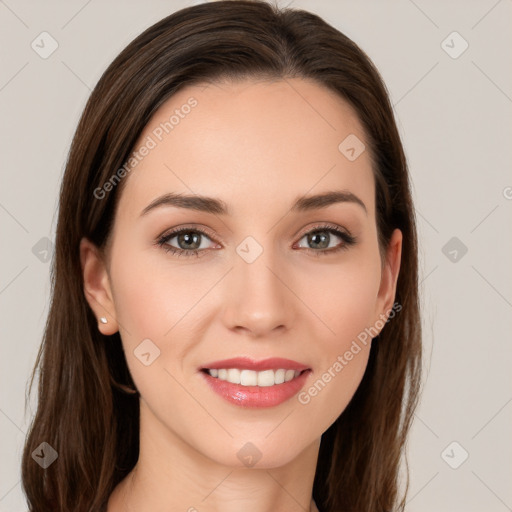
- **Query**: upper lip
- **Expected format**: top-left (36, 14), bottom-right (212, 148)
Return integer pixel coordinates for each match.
top-left (200, 357), bottom-right (310, 372)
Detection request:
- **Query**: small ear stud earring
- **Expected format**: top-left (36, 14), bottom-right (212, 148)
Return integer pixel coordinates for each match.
top-left (100, 317), bottom-right (108, 324)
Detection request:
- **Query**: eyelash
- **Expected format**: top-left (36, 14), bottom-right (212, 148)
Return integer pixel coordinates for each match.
top-left (155, 223), bottom-right (357, 259)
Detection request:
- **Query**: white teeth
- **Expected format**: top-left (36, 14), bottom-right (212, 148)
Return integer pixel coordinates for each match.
top-left (285, 369), bottom-right (296, 382)
top-left (257, 370), bottom-right (274, 387)
top-left (274, 369), bottom-right (285, 384)
top-left (227, 368), bottom-right (241, 384)
top-left (206, 368), bottom-right (303, 386)
top-left (240, 369), bottom-right (257, 386)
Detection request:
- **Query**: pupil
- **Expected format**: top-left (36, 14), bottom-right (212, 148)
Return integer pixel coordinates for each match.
top-left (309, 232), bottom-right (328, 249)
top-left (179, 232), bottom-right (200, 249)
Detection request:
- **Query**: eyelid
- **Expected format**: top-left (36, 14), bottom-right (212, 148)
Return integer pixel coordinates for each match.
top-left (157, 224), bottom-right (219, 243)
top-left (157, 221), bottom-right (352, 242)
top-left (295, 221), bottom-right (351, 239)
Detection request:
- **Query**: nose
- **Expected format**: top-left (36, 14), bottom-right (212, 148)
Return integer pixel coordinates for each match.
top-left (221, 244), bottom-right (296, 338)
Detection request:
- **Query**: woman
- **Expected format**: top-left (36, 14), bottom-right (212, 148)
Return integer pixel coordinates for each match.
top-left (21, 1), bottom-right (422, 511)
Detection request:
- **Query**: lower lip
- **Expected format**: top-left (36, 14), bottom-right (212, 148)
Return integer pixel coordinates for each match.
top-left (200, 369), bottom-right (312, 408)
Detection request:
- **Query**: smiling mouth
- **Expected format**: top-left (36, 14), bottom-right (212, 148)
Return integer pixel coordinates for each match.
top-left (200, 368), bottom-right (309, 387)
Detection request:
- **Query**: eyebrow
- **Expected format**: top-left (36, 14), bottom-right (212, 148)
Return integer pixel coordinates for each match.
top-left (140, 190), bottom-right (367, 217)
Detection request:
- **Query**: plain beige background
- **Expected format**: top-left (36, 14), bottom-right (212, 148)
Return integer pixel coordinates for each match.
top-left (1, 0), bottom-right (511, 510)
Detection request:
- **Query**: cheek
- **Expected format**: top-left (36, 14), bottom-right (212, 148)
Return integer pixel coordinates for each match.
top-left (109, 255), bottom-right (202, 420)
top-left (307, 254), bottom-right (382, 346)
top-left (295, 257), bottom-right (379, 422)
top-left (298, 342), bottom-right (371, 432)
top-left (109, 246), bottom-right (207, 342)
top-left (297, 274), bottom-right (376, 427)
top-left (108, 246), bottom-right (220, 400)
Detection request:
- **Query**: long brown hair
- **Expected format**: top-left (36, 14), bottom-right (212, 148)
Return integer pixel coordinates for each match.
top-left (21, 1), bottom-right (422, 510)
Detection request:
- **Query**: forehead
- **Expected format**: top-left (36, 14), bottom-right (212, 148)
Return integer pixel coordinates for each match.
top-left (118, 77), bottom-right (375, 221)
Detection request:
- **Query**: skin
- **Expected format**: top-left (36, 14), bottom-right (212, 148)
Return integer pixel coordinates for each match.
top-left (81, 77), bottom-right (402, 512)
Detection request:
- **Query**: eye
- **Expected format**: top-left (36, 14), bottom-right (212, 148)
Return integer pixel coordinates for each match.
top-left (294, 223), bottom-right (357, 256)
top-left (156, 227), bottom-right (218, 258)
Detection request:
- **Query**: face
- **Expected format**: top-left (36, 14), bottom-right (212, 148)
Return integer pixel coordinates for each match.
top-left (81, 78), bottom-right (402, 469)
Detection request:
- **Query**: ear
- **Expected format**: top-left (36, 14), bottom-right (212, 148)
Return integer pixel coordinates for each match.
top-left (373, 228), bottom-right (402, 329)
top-left (80, 237), bottom-right (119, 335)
